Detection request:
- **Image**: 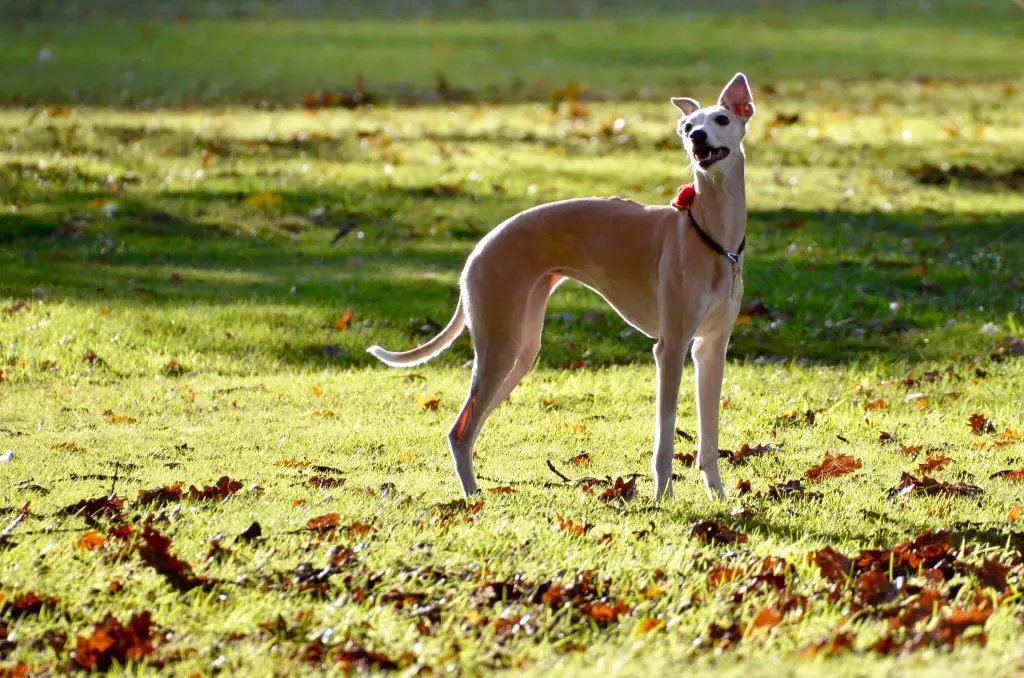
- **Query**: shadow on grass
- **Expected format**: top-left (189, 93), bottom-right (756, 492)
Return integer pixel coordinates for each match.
top-left (1, 184), bottom-right (1020, 368)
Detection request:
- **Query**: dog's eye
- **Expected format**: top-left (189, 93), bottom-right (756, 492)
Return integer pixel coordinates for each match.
top-left (714, 114), bottom-right (730, 126)
top-left (682, 122), bottom-right (693, 134)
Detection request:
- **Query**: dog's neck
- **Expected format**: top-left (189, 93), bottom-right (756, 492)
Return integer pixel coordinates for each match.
top-left (689, 158), bottom-right (746, 253)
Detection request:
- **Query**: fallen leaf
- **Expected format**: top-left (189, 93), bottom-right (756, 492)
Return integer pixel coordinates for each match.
top-left (307, 513), bottom-right (341, 532)
top-left (865, 399), bottom-right (887, 411)
top-left (69, 612), bottom-right (155, 671)
top-left (894, 472), bottom-right (983, 499)
top-left (748, 605), bottom-right (783, 633)
top-left (1009, 504), bottom-right (1021, 522)
top-left (308, 476), bottom-right (346, 489)
top-left (331, 310), bottom-right (355, 330)
top-left (556, 515), bottom-right (592, 537)
top-left (969, 413), bottom-right (995, 434)
top-left (76, 530), bottom-right (107, 551)
top-left (105, 413), bottom-right (136, 425)
top-left (802, 631), bottom-right (854, 657)
top-left (566, 451), bottom-right (592, 466)
top-left (809, 546), bottom-right (851, 585)
top-left (636, 617), bottom-right (665, 634)
top-left (805, 452), bottom-right (862, 481)
top-left (487, 486), bottom-right (515, 494)
top-left (312, 385), bottom-right (324, 397)
top-left (599, 476), bottom-right (636, 503)
top-left (137, 526), bottom-right (211, 591)
top-left (415, 393), bottom-right (441, 411)
top-left (989, 468), bottom-right (1024, 481)
top-left (688, 520), bottom-right (747, 545)
top-left (917, 455), bottom-right (953, 473)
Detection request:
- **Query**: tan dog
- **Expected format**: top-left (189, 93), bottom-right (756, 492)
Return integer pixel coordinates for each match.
top-left (369, 73), bottom-right (755, 502)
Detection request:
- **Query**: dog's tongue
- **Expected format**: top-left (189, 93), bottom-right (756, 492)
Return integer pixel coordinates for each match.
top-left (671, 183), bottom-right (696, 210)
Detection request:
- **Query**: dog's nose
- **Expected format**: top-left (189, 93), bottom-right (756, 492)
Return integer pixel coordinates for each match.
top-left (689, 129), bottom-right (707, 144)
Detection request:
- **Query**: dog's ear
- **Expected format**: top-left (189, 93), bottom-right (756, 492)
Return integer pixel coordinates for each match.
top-left (718, 73), bottom-right (755, 120)
top-left (670, 97), bottom-right (700, 115)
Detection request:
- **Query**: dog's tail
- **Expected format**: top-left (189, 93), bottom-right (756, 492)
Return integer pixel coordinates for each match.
top-left (366, 298), bottom-right (467, 367)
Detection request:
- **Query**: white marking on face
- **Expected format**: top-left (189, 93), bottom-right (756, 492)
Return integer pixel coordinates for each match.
top-left (678, 105), bottom-right (747, 171)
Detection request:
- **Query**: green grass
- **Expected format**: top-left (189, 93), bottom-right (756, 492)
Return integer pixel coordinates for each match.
top-left (2, 4), bottom-right (1024, 675)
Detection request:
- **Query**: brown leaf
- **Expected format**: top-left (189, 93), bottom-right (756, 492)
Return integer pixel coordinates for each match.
top-left (809, 546), bottom-right (851, 585)
top-left (187, 476), bottom-right (243, 501)
top-left (636, 617), bottom-right (665, 634)
top-left (59, 495), bottom-right (125, 523)
top-left (805, 452), bottom-right (862, 481)
top-left (307, 513), bottom-right (341, 532)
top-left (917, 455), bottom-right (953, 473)
top-left (748, 605), bottom-right (783, 633)
top-left (308, 476), bottom-right (347, 489)
top-left (973, 559), bottom-right (1009, 593)
top-left (802, 631), bottom-right (854, 657)
top-left (989, 468), bottom-right (1024, 481)
top-left (69, 612), bottom-right (155, 671)
top-left (566, 451), bottom-right (592, 466)
top-left (688, 520), bottom-right (747, 545)
top-left (1, 592), bottom-right (61, 617)
top-left (238, 521), bottom-right (262, 542)
top-left (105, 413), bottom-right (136, 425)
top-left (415, 393), bottom-right (441, 410)
top-left (865, 399), bottom-right (887, 411)
top-left (673, 452), bottom-right (695, 466)
top-left (137, 482), bottom-right (184, 506)
top-left (334, 639), bottom-right (403, 672)
top-left (275, 459), bottom-right (311, 469)
top-left (486, 486), bottom-right (515, 494)
top-left (556, 515), bottom-right (592, 537)
top-left (969, 413), bottom-right (995, 434)
top-left (331, 309), bottom-right (355, 330)
top-left (1009, 504), bottom-right (1021, 522)
top-left (599, 476), bottom-right (636, 503)
top-left (137, 526), bottom-right (210, 591)
top-left (724, 442), bottom-right (775, 465)
top-left (580, 600), bottom-right (630, 626)
top-left (764, 479), bottom-right (823, 501)
top-left (894, 472), bottom-right (983, 499)
top-left (76, 530), bottom-right (107, 551)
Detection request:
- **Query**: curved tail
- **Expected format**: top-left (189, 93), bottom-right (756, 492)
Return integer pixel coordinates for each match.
top-left (366, 298), bottom-right (467, 367)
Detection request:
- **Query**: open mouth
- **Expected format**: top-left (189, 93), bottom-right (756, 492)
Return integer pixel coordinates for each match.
top-left (693, 145), bottom-right (730, 168)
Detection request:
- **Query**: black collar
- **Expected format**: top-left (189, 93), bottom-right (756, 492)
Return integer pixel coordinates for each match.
top-left (684, 208), bottom-right (745, 264)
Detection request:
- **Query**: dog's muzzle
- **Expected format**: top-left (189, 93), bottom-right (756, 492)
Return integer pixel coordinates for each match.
top-left (693, 144), bottom-right (730, 168)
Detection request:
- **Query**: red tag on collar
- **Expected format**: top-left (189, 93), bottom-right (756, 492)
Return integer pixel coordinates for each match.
top-left (671, 183), bottom-right (696, 210)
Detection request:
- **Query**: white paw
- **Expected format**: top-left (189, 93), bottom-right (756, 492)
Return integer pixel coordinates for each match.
top-left (701, 470), bottom-right (726, 501)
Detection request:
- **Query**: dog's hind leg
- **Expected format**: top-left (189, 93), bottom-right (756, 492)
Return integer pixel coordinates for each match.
top-left (447, 288), bottom-right (526, 495)
top-left (448, 344), bottom-right (518, 495)
top-left (488, 278), bottom-right (552, 408)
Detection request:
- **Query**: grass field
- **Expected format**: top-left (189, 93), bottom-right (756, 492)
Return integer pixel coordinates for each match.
top-left (2, 2), bottom-right (1024, 675)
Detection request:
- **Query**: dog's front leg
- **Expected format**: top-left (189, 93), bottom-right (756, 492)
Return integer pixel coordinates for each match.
top-left (692, 333), bottom-right (729, 500)
top-left (651, 339), bottom-right (688, 503)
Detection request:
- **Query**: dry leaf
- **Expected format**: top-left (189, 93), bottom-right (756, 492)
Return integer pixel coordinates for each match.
top-left (415, 393), bottom-right (441, 410)
top-left (805, 452), bottom-right (862, 481)
top-left (76, 530), bottom-right (107, 550)
top-left (331, 309), bottom-right (355, 330)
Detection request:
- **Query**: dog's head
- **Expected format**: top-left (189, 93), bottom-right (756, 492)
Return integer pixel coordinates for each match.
top-left (671, 73), bottom-right (755, 175)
